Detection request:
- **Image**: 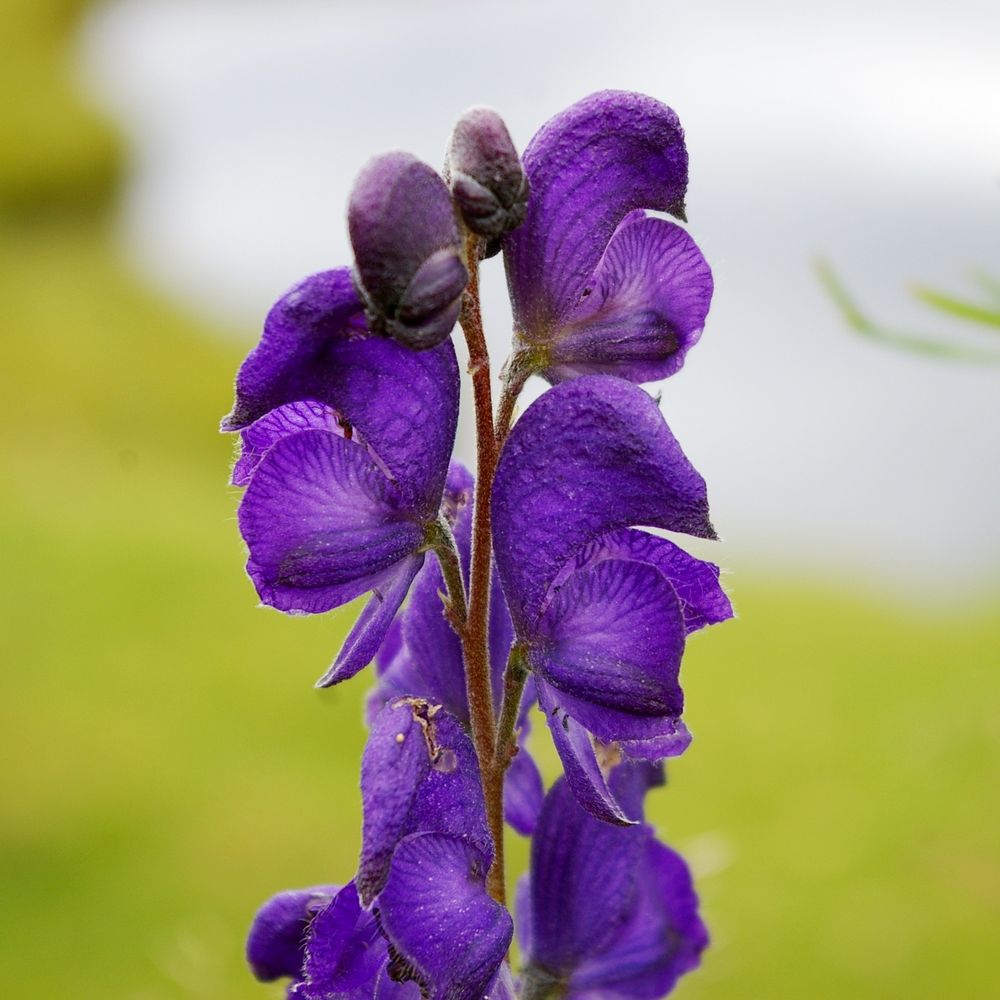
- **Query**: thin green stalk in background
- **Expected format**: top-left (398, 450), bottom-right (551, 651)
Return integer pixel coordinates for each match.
top-left (816, 258), bottom-right (1000, 365)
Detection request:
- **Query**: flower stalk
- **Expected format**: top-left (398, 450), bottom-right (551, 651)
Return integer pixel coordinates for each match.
top-left (457, 230), bottom-right (506, 904)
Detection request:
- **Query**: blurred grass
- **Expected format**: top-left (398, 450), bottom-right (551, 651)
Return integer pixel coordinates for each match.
top-left (1, 1), bottom-right (999, 997)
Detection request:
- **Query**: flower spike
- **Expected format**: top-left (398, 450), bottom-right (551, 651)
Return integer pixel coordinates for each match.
top-left (232, 93), bottom-right (732, 1000)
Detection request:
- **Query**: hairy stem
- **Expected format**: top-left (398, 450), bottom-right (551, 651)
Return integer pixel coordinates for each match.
top-left (427, 517), bottom-right (468, 632)
top-left (495, 351), bottom-right (532, 448)
top-left (494, 644), bottom-right (530, 774)
top-left (458, 233), bottom-right (505, 904)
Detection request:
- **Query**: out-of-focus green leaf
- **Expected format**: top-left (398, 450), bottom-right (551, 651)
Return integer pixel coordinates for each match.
top-left (816, 259), bottom-right (1000, 364)
top-left (969, 270), bottom-right (1000, 304)
top-left (912, 286), bottom-right (1000, 330)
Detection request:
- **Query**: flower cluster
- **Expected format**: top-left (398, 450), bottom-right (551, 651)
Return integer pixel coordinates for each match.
top-left (225, 91), bottom-right (731, 1000)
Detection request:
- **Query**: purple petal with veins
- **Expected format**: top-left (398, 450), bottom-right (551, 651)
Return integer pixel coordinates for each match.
top-left (238, 429), bottom-right (423, 616)
top-left (376, 833), bottom-right (512, 1000)
top-left (545, 211), bottom-right (712, 385)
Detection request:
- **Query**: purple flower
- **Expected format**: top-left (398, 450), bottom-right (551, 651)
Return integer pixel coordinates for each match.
top-left (248, 700), bottom-right (513, 1000)
top-left (248, 880), bottom-right (422, 999)
top-left (503, 90), bottom-right (712, 384)
top-left (349, 152), bottom-right (468, 350)
top-left (249, 877), bottom-right (515, 1000)
top-left (222, 268), bottom-right (460, 686)
top-left (369, 464), bottom-right (544, 835)
top-left (517, 770), bottom-right (707, 1000)
top-left (358, 700), bottom-right (513, 998)
top-left (247, 886), bottom-right (339, 984)
top-left (492, 376), bottom-right (731, 822)
top-left (358, 699), bottom-right (493, 905)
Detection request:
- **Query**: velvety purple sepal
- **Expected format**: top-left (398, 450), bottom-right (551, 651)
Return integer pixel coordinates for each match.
top-left (543, 211), bottom-right (712, 384)
top-left (231, 401), bottom-right (339, 487)
top-left (493, 376), bottom-right (715, 633)
top-left (569, 840), bottom-right (709, 999)
top-left (607, 758), bottom-right (666, 823)
top-left (503, 91), bottom-right (705, 383)
top-left (223, 267), bottom-right (460, 516)
top-left (298, 882), bottom-right (386, 998)
top-left (349, 152), bottom-right (467, 350)
top-left (221, 268), bottom-right (365, 432)
top-left (526, 778), bottom-right (648, 973)
top-left (619, 722), bottom-right (693, 762)
top-left (358, 701), bottom-right (491, 906)
top-left (537, 683), bottom-right (632, 827)
top-left (246, 885), bottom-right (338, 982)
top-left (376, 832), bottom-right (513, 1000)
top-left (532, 557), bottom-right (686, 721)
top-left (519, 774), bottom-right (708, 999)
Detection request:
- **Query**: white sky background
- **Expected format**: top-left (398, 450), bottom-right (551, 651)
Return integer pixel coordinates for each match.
top-left (79, 0), bottom-right (1000, 604)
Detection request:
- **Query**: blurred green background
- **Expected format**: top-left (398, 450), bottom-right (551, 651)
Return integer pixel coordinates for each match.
top-left (1, 2), bottom-right (998, 997)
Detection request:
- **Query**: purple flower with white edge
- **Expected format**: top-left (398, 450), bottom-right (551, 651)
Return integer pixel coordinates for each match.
top-left (370, 464), bottom-right (544, 836)
top-left (517, 768), bottom-right (707, 1000)
top-left (350, 152), bottom-right (469, 350)
top-left (222, 268), bottom-right (459, 686)
top-left (502, 90), bottom-right (713, 384)
top-left (492, 376), bottom-right (730, 823)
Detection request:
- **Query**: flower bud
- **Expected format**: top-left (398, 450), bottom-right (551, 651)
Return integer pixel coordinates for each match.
top-left (348, 151), bottom-right (468, 350)
top-left (445, 107), bottom-right (528, 253)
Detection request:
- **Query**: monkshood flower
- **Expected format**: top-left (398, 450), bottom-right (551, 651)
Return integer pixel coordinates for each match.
top-left (517, 767), bottom-right (708, 1000)
top-left (370, 464), bottom-right (544, 835)
top-left (492, 375), bottom-right (732, 823)
top-left (248, 699), bottom-right (513, 1000)
top-left (233, 91), bottom-right (731, 1000)
top-left (350, 152), bottom-right (469, 350)
top-left (502, 90), bottom-right (713, 385)
top-left (248, 880), bottom-right (517, 1000)
top-left (222, 268), bottom-right (460, 686)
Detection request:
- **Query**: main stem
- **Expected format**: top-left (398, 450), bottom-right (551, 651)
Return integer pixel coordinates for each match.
top-left (458, 234), bottom-right (506, 905)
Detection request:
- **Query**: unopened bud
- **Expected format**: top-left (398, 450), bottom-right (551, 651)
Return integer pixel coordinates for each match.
top-left (349, 151), bottom-right (468, 350)
top-left (445, 107), bottom-right (528, 252)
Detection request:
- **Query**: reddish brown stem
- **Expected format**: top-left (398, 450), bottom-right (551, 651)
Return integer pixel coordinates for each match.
top-left (457, 234), bottom-right (506, 904)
